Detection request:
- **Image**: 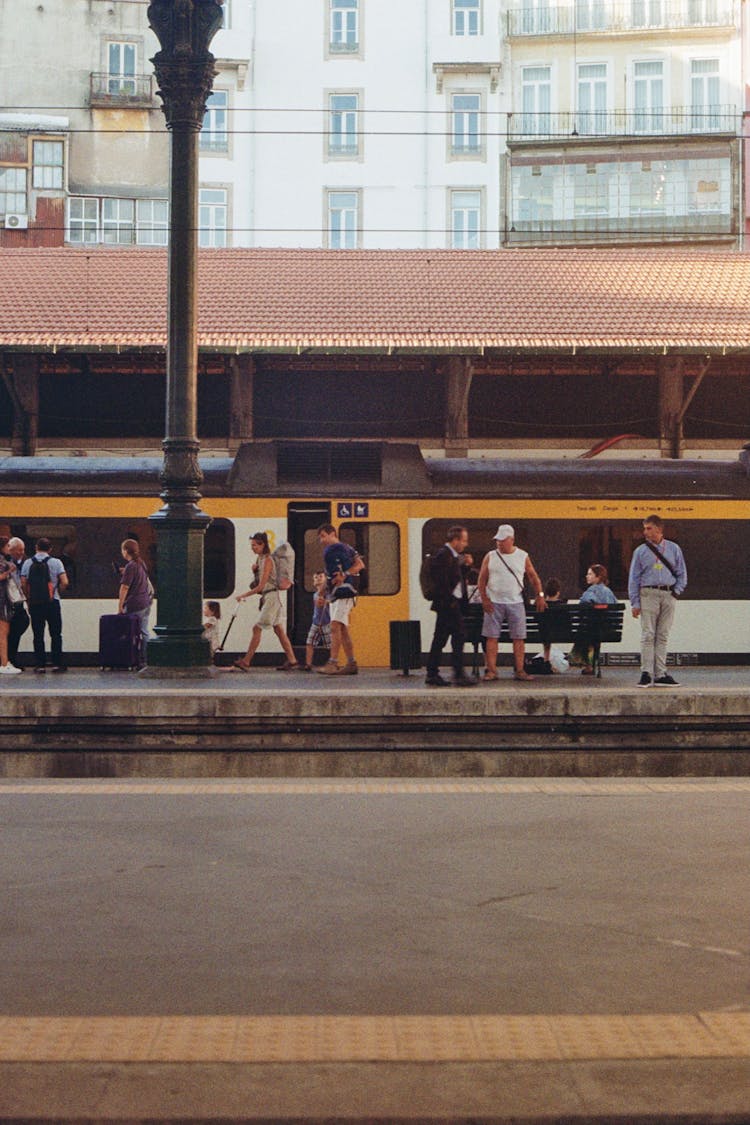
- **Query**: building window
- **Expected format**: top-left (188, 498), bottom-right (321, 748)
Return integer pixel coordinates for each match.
top-left (136, 199), bottom-right (169, 245)
top-left (199, 188), bottom-right (227, 247)
top-left (327, 189), bottom-right (359, 248)
top-left (0, 167), bottom-right (27, 215)
top-left (633, 60), bottom-right (664, 133)
top-left (67, 197), bottom-right (99, 243)
top-left (329, 93), bottom-right (359, 156)
top-left (107, 41), bottom-right (137, 94)
top-left (451, 93), bottom-right (482, 155)
top-left (102, 197), bottom-right (135, 244)
top-left (200, 90), bottom-right (229, 153)
top-left (575, 0), bottom-right (606, 30)
top-left (67, 196), bottom-right (167, 244)
top-left (631, 0), bottom-right (664, 27)
top-left (577, 63), bottom-right (607, 135)
top-left (222, 0), bottom-right (232, 28)
top-left (521, 66), bottom-right (551, 136)
top-left (450, 190), bottom-right (481, 248)
top-left (330, 0), bottom-right (359, 51)
top-left (687, 0), bottom-right (719, 24)
top-left (521, 0), bottom-right (552, 34)
top-left (32, 140), bottom-right (64, 189)
top-left (690, 58), bottom-right (720, 131)
top-left (453, 0), bottom-right (480, 35)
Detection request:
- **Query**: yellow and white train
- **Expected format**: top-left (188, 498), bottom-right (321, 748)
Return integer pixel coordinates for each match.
top-left (1, 442), bottom-right (748, 664)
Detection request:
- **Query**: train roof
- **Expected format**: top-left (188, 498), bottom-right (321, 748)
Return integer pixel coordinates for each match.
top-left (0, 444), bottom-right (748, 500)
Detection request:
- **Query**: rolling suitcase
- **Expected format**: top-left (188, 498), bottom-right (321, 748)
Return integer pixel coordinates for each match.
top-left (99, 613), bottom-right (143, 670)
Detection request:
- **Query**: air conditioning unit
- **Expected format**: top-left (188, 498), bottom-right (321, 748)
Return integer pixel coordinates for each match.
top-left (4, 213), bottom-right (28, 230)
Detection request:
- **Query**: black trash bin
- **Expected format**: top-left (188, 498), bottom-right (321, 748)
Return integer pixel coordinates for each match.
top-left (389, 620), bottom-right (422, 676)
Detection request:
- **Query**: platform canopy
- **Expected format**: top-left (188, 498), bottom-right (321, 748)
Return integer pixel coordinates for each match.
top-left (1, 246), bottom-right (750, 355)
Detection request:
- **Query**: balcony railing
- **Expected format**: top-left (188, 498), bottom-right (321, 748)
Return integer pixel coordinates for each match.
top-left (89, 72), bottom-right (154, 108)
top-left (507, 1), bottom-right (735, 37)
top-left (507, 106), bottom-right (739, 141)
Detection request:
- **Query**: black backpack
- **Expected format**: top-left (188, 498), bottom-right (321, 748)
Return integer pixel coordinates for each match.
top-left (27, 557), bottom-right (53, 606)
top-left (419, 553), bottom-right (437, 600)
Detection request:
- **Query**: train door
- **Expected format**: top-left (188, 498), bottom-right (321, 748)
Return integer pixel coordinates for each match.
top-left (287, 502), bottom-right (331, 647)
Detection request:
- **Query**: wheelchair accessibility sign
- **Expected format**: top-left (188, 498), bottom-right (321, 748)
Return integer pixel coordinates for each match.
top-left (337, 502), bottom-right (369, 519)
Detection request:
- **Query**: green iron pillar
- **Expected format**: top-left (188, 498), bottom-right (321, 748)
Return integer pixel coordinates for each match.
top-left (145, 0), bottom-right (223, 672)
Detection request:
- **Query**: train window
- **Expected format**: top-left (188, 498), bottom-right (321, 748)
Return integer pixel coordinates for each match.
top-left (424, 518), bottom-right (750, 602)
top-left (422, 520), bottom-right (524, 574)
top-left (6, 517), bottom-right (234, 600)
top-left (339, 522), bottom-right (400, 595)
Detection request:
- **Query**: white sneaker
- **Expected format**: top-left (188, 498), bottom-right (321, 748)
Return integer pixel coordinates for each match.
top-left (0, 664), bottom-right (22, 674)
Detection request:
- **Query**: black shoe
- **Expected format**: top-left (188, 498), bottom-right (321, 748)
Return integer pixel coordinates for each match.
top-left (637, 672), bottom-right (652, 687)
top-left (425, 674), bottom-right (450, 687)
top-left (654, 673), bottom-right (679, 686)
top-left (34, 666), bottom-right (46, 674)
top-left (50, 665), bottom-right (68, 673)
top-left (453, 674), bottom-right (476, 687)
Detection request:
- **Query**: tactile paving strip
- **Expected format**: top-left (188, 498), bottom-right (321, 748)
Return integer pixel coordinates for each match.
top-left (0, 1013), bottom-right (747, 1063)
top-left (3, 778), bottom-right (750, 795)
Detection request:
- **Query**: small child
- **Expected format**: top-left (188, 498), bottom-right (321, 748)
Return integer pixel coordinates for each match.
top-left (303, 572), bottom-right (331, 671)
top-left (203, 600), bottom-right (221, 657)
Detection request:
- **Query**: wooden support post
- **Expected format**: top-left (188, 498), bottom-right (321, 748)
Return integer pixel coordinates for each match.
top-left (3, 354), bottom-right (39, 456)
top-left (658, 355), bottom-right (684, 460)
top-left (229, 354), bottom-right (254, 450)
top-left (445, 356), bottom-right (473, 457)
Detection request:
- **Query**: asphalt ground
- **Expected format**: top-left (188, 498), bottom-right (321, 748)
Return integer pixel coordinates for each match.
top-left (1, 776), bottom-right (749, 1121)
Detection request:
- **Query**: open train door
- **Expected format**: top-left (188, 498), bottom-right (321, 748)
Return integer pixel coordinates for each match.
top-left (287, 501), bottom-right (331, 648)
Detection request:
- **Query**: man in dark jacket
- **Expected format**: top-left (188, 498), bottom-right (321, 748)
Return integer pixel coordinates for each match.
top-left (425, 525), bottom-right (475, 687)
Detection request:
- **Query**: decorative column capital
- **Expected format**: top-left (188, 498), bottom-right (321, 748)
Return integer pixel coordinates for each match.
top-left (148, 0), bottom-right (224, 130)
top-left (159, 437), bottom-right (205, 509)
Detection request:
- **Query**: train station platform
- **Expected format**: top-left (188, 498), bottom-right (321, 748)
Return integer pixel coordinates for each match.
top-left (1, 776), bottom-right (748, 1123)
top-left (1, 665), bottom-right (750, 777)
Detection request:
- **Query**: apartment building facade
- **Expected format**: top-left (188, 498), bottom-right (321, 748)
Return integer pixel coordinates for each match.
top-left (504, 0), bottom-right (745, 244)
top-left (0, 0), bottom-right (746, 249)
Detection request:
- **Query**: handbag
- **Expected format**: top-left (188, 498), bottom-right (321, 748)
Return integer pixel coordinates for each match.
top-left (6, 580), bottom-right (23, 606)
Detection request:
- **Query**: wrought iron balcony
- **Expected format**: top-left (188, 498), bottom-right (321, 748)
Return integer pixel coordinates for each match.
top-left (89, 72), bottom-right (154, 108)
top-left (507, 1), bottom-right (736, 37)
top-left (507, 106), bottom-right (739, 142)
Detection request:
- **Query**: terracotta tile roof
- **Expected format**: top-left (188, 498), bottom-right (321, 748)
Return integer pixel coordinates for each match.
top-left (1, 246), bottom-right (749, 353)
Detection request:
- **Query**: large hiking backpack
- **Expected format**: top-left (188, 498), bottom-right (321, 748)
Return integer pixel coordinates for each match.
top-left (271, 541), bottom-right (295, 590)
top-left (419, 553), bottom-right (437, 600)
top-left (27, 557), bottom-right (54, 606)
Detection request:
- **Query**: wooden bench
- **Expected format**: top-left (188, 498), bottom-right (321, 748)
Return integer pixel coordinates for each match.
top-left (463, 602), bottom-right (627, 678)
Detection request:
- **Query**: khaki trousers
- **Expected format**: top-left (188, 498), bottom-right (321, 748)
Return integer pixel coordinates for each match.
top-left (639, 587), bottom-right (675, 679)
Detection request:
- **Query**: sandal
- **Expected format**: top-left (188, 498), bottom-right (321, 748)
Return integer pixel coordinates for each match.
top-left (513, 669), bottom-right (535, 681)
top-left (275, 661), bottom-right (300, 671)
top-left (232, 660), bottom-right (251, 672)
top-left (482, 671), bottom-right (499, 681)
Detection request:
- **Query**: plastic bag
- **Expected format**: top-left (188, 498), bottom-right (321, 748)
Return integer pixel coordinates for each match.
top-left (549, 647), bottom-right (571, 674)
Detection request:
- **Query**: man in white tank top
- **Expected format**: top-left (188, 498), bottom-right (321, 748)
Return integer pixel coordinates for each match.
top-left (477, 524), bottom-right (546, 682)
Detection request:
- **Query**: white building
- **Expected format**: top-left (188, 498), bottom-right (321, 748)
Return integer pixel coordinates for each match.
top-left (208, 0), bottom-right (506, 249)
top-left (0, 0), bottom-right (744, 249)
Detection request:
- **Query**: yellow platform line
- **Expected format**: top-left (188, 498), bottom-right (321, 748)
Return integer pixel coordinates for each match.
top-left (3, 778), bottom-right (750, 795)
top-left (0, 1013), bottom-right (748, 1063)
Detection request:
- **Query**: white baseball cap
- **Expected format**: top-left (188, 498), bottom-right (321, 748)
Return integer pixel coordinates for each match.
top-left (494, 524), bottom-right (514, 541)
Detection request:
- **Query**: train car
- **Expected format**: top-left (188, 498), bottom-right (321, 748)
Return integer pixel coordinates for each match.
top-left (0, 442), bottom-right (749, 666)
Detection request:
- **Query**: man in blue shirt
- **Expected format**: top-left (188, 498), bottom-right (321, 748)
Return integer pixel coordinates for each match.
top-left (316, 524), bottom-right (365, 676)
top-left (628, 515), bottom-right (687, 687)
top-left (20, 537), bottom-right (69, 673)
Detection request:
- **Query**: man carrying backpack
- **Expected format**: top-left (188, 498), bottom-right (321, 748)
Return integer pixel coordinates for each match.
top-left (20, 537), bottom-right (69, 673)
top-left (424, 525), bottom-right (476, 687)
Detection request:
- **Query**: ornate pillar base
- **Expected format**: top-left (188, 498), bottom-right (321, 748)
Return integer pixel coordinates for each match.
top-left (144, 439), bottom-right (213, 674)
